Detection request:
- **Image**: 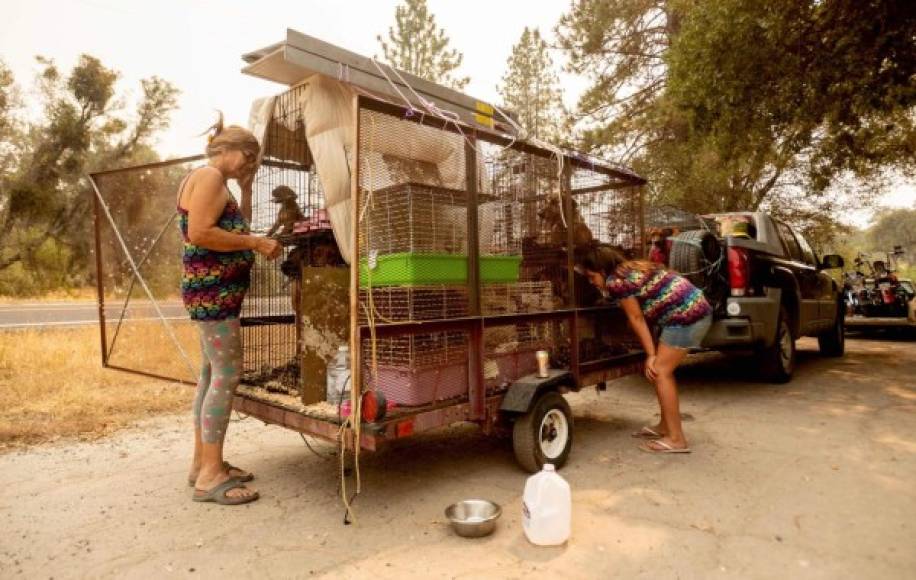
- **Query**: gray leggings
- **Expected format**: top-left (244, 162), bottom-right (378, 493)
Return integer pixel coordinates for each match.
top-left (192, 318), bottom-right (242, 443)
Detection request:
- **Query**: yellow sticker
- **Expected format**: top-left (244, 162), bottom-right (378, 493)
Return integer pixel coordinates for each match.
top-left (474, 113), bottom-right (495, 128)
top-left (475, 101), bottom-right (495, 116)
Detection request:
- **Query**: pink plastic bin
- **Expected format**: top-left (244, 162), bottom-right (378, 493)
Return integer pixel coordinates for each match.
top-left (369, 362), bottom-right (468, 406)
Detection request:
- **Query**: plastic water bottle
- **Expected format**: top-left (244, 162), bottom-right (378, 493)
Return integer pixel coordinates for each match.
top-left (325, 345), bottom-right (351, 404)
top-left (522, 464), bottom-right (571, 546)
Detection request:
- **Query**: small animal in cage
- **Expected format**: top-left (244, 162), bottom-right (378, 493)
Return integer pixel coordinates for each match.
top-left (281, 232), bottom-right (344, 278)
top-left (267, 185), bottom-right (306, 237)
top-left (538, 196), bottom-right (593, 248)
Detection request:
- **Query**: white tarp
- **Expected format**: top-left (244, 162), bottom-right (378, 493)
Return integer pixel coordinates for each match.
top-left (247, 96), bottom-right (277, 158)
top-left (292, 73), bottom-right (470, 264)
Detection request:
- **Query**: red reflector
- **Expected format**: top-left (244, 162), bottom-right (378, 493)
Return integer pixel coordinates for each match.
top-left (395, 420), bottom-right (414, 438)
top-left (728, 247), bottom-right (749, 297)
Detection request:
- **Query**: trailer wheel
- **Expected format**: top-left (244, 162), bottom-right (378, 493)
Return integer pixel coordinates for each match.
top-left (512, 391), bottom-right (573, 473)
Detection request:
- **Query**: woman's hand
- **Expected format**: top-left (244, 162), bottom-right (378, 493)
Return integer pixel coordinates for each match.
top-left (253, 236), bottom-right (282, 260)
top-left (238, 166), bottom-right (256, 193)
top-left (644, 354), bottom-right (659, 382)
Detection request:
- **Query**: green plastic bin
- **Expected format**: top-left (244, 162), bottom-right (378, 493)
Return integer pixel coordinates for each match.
top-left (359, 253), bottom-right (521, 287)
top-left (480, 255), bottom-right (523, 283)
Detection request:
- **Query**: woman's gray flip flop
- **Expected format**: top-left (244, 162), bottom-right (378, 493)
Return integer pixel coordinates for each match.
top-left (192, 477), bottom-right (260, 505)
top-left (188, 461), bottom-right (254, 487)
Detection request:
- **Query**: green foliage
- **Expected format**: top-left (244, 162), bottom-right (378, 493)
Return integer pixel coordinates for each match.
top-left (557, 0), bottom-right (671, 159)
top-left (0, 237), bottom-right (77, 296)
top-left (377, 0), bottom-right (469, 90)
top-left (0, 54), bottom-right (179, 296)
top-left (557, 0), bottom-right (916, 243)
top-left (866, 206), bottom-right (916, 266)
top-left (497, 27), bottom-right (567, 143)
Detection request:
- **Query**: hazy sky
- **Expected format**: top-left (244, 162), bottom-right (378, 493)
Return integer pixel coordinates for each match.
top-left (2, 0), bottom-right (912, 225)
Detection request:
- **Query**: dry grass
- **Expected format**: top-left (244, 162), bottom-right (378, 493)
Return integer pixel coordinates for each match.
top-left (0, 323), bottom-right (199, 450)
top-left (0, 287), bottom-right (100, 303)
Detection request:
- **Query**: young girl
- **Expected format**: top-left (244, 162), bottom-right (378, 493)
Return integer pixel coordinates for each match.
top-left (578, 246), bottom-right (712, 453)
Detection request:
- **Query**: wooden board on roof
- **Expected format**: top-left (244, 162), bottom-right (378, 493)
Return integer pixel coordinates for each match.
top-left (240, 29), bottom-right (647, 186)
top-left (241, 29), bottom-right (513, 134)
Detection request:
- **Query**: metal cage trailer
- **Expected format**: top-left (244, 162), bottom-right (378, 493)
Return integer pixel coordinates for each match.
top-left (89, 30), bottom-right (648, 475)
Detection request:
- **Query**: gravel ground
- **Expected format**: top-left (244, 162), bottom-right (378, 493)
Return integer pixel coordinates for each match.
top-left (1, 337), bottom-right (914, 579)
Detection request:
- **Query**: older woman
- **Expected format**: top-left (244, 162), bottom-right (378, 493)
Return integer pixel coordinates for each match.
top-left (577, 246), bottom-right (712, 454)
top-left (177, 116), bottom-right (281, 505)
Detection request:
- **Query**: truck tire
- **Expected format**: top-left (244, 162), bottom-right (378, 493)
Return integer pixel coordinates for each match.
top-left (670, 230), bottom-right (725, 307)
top-left (818, 306), bottom-right (845, 357)
top-left (512, 391), bottom-right (573, 473)
top-left (758, 306), bottom-right (795, 383)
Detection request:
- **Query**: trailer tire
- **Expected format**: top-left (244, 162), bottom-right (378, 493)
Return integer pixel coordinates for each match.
top-left (512, 391), bottom-right (573, 473)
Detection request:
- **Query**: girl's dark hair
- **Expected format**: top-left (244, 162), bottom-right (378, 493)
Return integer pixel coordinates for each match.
top-left (576, 244), bottom-right (659, 277)
top-left (576, 244), bottom-right (626, 276)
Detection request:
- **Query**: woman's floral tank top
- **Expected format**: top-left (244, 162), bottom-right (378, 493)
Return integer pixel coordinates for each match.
top-left (177, 174), bottom-right (255, 321)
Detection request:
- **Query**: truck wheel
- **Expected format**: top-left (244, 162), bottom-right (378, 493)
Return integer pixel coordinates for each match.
top-left (758, 306), bottom-right (795, 383)
top-left (818, 307), bottom-right (845, 357)
top-left (512, 391), bottom-right (573, 473)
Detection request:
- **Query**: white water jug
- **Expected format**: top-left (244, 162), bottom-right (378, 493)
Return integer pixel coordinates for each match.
top-left (325, 345), bottom-right (350, 404)
top-left (522, 463), bottom-right (571, 546)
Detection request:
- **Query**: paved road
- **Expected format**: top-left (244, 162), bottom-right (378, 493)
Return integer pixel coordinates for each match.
top-left (0, 298), bottom-right (294, 329)
top-left (2, 336), bottom-right (913, 578)
top-left (0, 301), bottom-right (186, 329)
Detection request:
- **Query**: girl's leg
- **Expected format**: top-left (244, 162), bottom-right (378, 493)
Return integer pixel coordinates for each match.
top-left (648, 342), bottom-right (690, 449)
top-left (193, 319), bottom-right (256, 500)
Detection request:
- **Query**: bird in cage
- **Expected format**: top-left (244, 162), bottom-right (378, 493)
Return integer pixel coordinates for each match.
top-left (266, 185), bottom-right (306, 237)
top-left (538, 196), bottom-right (594, 248)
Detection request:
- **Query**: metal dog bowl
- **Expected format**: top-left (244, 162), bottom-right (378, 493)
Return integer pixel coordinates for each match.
top-left (445, 499), bottom-right (502, 538)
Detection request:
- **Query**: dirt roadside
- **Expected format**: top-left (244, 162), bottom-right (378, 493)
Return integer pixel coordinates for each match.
top-left (1, 337), bottom-right (914, 579)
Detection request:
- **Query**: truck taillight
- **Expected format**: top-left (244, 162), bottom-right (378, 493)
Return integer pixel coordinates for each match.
top-left (728, 246), bottom-right (749, 297)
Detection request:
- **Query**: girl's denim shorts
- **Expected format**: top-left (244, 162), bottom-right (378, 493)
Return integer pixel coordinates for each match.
top-left (659, 314), bottom-right (713, 349)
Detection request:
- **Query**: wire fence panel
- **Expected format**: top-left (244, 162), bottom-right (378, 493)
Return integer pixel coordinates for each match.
top-left (91, 157), bottom-right (204, 383)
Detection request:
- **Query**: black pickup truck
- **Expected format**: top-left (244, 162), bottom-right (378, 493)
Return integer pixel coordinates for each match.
top-left (665, 212), bottom-right (846, 383)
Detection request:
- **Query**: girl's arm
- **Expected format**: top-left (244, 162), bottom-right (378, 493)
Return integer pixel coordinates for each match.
top-left (619, 296), bottom-right (658, 381)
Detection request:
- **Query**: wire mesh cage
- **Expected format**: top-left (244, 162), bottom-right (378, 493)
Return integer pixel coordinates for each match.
top-left (478, 142), bottom-right (568, 310)
top-left (245, 85), bottom-right (358, 404)
top-left (483, 320), bottom-right (568, 391)
top-left (240, 85), bottom-right (328, 394)
top-left (359, 285), bottom-right (470, 324)
top-left (363, 331), bottom-right (470, 406)
top-left (90, 89), bottom-right (646, 419)
top-left (354, 97), bottom-right (646, 407)
top-left (356, 105), bottom-right (473, 406)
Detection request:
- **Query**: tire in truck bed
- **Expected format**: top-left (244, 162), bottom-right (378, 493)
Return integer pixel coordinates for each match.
top-left (669, 229), bottom-right (726, 310)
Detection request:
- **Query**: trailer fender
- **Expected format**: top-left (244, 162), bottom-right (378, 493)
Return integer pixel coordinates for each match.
top-left (500, 370), bottom-right (574, 414)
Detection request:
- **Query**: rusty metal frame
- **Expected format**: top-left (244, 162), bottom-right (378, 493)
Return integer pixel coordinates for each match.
top-left (234, 391), bottom-right (507, 452)
top-left (351, 94), bottom-right (646, 426)
top-left (88, 170), bottom-right (198, 379)
top-left (89, 155), bottom-right (206, 372)
top-left (89, 90), bottom-right (647, 453)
